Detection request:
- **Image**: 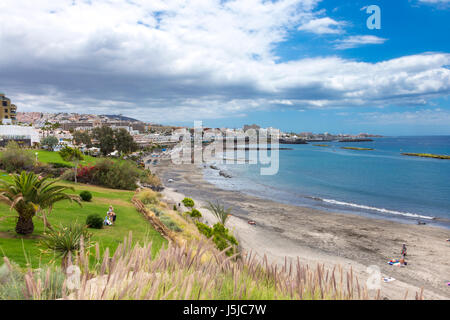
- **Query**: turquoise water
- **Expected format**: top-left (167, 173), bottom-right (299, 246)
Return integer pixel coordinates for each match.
top-left (204, 136), bottom-right (450, 227)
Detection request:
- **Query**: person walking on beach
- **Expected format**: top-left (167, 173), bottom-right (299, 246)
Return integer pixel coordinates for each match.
top-left (400, 244), bottom-right (407, 266)
top-left (401, 244), bottom-right (407, 257)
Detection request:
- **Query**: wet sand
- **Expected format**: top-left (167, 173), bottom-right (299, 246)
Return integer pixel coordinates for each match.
top-left (153, 162), bottom-right (450, 300)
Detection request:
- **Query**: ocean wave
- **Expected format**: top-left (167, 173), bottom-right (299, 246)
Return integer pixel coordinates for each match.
top-left (319, 198), bottom-right (435, 220)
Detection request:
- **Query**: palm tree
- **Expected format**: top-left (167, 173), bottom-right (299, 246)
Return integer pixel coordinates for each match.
top-left (206, 201), bottom-right (232, 226)
top-left (0, 171), bottom-right (81, 235)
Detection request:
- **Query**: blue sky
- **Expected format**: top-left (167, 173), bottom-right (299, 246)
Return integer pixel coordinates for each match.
top-left (0, 0), bottom-right (449, 135)
top-left (201, 0), bottom-right (450, 135)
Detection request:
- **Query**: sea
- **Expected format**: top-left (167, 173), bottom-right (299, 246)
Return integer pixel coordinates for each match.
top-left (203, 136), bottom-right (450, 228)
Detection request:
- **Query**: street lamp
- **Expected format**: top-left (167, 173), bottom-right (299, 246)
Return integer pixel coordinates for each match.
top-left (35, 152), bottom-right (38, 163)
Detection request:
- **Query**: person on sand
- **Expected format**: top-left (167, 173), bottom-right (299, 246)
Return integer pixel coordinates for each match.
top-left (400, 244), bottom-right (407, 266)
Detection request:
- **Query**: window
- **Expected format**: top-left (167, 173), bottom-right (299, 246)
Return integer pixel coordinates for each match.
top-left (2, 101), bottom-right (7, 107)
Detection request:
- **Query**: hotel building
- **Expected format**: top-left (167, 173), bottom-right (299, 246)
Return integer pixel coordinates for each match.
top-left (0, 93), bottom-right (17, 124)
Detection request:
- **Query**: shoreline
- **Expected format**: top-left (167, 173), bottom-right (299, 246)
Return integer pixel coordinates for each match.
top-left (203, 166), bottom-right (446, 228)
top-left (152, 162), bottom-right (450, 300)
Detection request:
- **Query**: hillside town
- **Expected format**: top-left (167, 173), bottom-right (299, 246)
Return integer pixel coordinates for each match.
top-left (1, 93), bottom-right (382, 152)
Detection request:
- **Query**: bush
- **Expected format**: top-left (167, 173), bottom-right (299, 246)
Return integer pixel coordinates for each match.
top-left (150, 207), bottom-right (164, 217)
top-left (80, 191), bottom-right (93, 202)
top-left (195, 222), bottom-right (238, 256)
top-left (182, 197), bottom-right (195, 208)
top-left (76, 165), bottom-right (96, 184)
top-left (159, 215), bottom-right (182, 232)
top-left (92, 159), bottom-right (141, 190)
top-left (40, 223), bottom-right (93, 268)
top-left (189, 209), bottom-right (202, 219)
top-left (173, 205), bottom-right (177, 211)
top-left (140, 171), bottom-right (162, 188)
top-left (86, 214), bottom-right (103, 229)
top-left (70, 159), bottom-right (143, 190)
top-left (0, 141), bottom-right (34, 173)
top-left (49, 162), bottom-right (73, 169)
top-left (195, 222), bottom-right (213, 238)
top-left (60, 168), bottom-right (76, 181)
top-left (137, 190), bottom-right (161, 205)
top-left (32, 163), bottom-right (66, 178)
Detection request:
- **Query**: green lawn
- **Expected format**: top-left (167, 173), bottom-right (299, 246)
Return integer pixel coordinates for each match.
top-left (36, 150), bottom-right (100, 166)
top-left (0, 177), bottom-right (167, 268)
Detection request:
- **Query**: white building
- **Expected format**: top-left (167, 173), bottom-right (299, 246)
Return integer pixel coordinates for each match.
top-left (0, 125), bottom-right (40, 146)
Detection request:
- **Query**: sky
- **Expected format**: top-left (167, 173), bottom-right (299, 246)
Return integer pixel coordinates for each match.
top-left (0, 0), bottom-right (449, 135)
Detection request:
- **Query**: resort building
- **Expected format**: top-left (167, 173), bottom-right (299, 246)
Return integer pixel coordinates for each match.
top-left (0, 125), bottom-right (40, 147)
top-left (0, 93), bottom-right (17, 124)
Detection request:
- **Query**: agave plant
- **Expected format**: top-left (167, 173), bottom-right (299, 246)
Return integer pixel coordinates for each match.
top-left (0, 171), bottom-right (82, 235)
top-left (40, 222), bottom-right (93, 270)
top-left (206, 201), bottom-right (232, 226)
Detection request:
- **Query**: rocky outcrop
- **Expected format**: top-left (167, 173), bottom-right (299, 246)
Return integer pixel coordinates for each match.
top-left (219, 170), bottom-right (232, 178)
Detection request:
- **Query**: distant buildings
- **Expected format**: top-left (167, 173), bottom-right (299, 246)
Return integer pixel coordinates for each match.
top-left (243, 124), bottom-right (260, 131)
top-left (0, 93), bottom-right (17, 124)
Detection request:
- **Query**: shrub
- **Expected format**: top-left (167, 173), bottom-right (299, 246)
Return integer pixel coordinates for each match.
top-left (40, 223), bottom-right (93, 269)
top-left (60, 168), bottom-right (76, 181)
top-left (86, 214), bottom-right (103, 229)
top-left (182, 197), bottom-right (195, 208)
top-left (92, 159), bottom-right (141, 190)
top-left (173, 205), bottom-right (177, 211)
top-left (195, 222), bottom-right (238, 256)
top-left (189, 209), bottom-right (202, 219)
top-left (137, 190), bottom-right (161, 205)
top-left (195, 222), bottom-right (213, 238)
top-left (49, 162), bottom-right (73, 169)
top-left (76, 165), bottom-right (96, 184)
top-left (140, 171), bottom-right (162, 187)
top-left (150, 207), bottom-right (164, 217)
top-left (159, 215), bottom-right (182, 232)
top-left (0, 141), bottom-right (34, 173)
top-left (80, 191), bottom-right (93, 202)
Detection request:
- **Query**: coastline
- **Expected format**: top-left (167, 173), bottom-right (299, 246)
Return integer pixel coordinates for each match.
top-left (152, 161), bottom-right (450, 300)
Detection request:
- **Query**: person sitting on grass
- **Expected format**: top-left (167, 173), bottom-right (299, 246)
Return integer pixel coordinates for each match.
top-left (104, 214), bottom-right (112, 226)
top-left (108, 205), bottom-right (117, 225)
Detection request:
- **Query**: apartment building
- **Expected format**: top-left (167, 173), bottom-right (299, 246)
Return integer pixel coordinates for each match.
top-left (0, 93), bottom-right (17, 124)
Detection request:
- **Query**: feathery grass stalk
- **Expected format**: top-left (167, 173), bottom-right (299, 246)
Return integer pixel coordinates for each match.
top-left (1, 233), bottom-right (424, 300)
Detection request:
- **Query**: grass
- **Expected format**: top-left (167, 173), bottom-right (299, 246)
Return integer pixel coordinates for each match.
top-left (341, 147), bottom-right (374, 151)
top-left (0, 175), bottom-right (166, 268)
top-left (35, 150), bottom-right (101, 167)
top-left (401, 153), bottom-right (450, 160)
top-left (12, 234), bottom-right (418, 300)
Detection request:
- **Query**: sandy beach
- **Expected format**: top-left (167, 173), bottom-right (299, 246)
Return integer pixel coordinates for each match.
top-left (152, 161), bottom-right (450, 300)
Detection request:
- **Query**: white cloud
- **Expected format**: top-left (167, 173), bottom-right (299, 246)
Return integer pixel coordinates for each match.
top-left (357, 109), bottom-right (450, 125)
top-left (0, 0), bottom-right (448, 123)
top-left (334, 35), bottom-right (388, 49)
top-left (298, 17), bottom-right (345, 34)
